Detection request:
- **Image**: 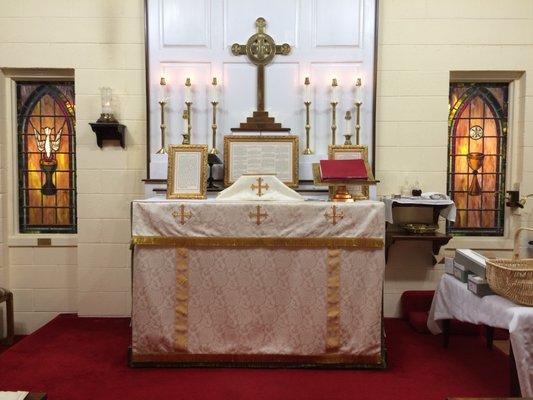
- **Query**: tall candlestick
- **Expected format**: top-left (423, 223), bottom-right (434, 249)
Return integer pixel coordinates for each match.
top-left (182, 78), bottom-right (192, 145)
top-left (330, 79), bottom-right (338, 145)
top-left (354, 77), bottom-right (363, 145)
top-left (303, 77), bottom-right (313, 155)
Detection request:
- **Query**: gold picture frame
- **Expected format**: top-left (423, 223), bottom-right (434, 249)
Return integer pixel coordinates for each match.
top-left (167, 144), bottom-right (208, 199)
top-left (328, 145), bottom-right (370, 200)
top-left (224, 135), bottom-right (299, 187)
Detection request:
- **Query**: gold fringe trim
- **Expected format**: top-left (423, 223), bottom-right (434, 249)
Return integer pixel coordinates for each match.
top-left (174, 247), bottom-right (188, 352)
top-left (132, 236), bottom-right (383, 249)
top-left (326, 249), bottom-right (341, 352)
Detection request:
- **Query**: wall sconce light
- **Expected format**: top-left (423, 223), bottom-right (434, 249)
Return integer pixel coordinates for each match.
top-left (89, 87), bottom-right (126, 148)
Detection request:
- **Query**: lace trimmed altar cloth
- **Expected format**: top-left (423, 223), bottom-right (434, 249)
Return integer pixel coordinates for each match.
top-left (130, 198), bottom-right (386, 367)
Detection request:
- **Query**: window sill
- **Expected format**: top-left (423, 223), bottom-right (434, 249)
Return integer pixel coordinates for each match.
top-left (8, 235), bottom-right (78, 247)
top-left (445, 236), bottom-right (513, 252)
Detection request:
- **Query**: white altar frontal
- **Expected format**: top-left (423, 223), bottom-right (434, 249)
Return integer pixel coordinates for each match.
top-left (130, 198), bottom-right (385, 367)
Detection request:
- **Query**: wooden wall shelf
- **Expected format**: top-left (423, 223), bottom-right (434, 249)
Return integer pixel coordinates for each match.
top-left (385, 203), bottom-right (452, 265)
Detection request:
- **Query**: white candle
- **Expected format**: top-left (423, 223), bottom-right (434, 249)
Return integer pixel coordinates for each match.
top-left (100, 87), bottom-right (112, 114)
top-left (355, 77), bottom-right (363, 103)
top-left (330, 78), bottom-right (338, 103)
top-left (304, 77), bottom-right (311, 103)
top-left (159, 76), bottom-right (167, 101)
top-left (210, 77), bottom-right (218, 102)
top-left (184, 78), bottom-right (192, 103)
top-left (345, 111), bottom-right (352, 136)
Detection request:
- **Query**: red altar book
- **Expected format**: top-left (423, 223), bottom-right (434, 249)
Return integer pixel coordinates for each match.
top-left (319, 159), bottom-right (368, 180)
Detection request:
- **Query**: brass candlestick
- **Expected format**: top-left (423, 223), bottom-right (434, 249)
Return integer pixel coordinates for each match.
top-left (181, 107), bottom-right (190, 145)
top-left (156, 100), bottom-right (167, 154)
top-left (344, 111), bottom-right (352, 145)
top-left (354, 77), bottom-right (362, 145)
top-left (181, 102), bottom-right (192, 145)
top-left (330, 78), bottom-right (338, 146)
top-left (330, 102), bottom-right (338, 145)
top-left (355, 101), bottom-right (362, 145)
top-left (210, 101), bottom-right (219, 154)
top-left (303, 101), bottom-right (313, 155)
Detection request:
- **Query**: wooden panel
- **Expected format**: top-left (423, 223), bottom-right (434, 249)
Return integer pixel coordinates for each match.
top-left (162, 0), bottom-right (210, 47)
top-left (314, 0), bottom-right (362, 47)
top-left (223, 63), bottom-right (256, 130)
top-left (224, 0), bottom-right (299, 48)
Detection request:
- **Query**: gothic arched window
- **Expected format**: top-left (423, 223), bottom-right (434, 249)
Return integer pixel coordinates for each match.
top-left (447, 83), bottom-right (508, 236)
top-left (17, 81), bottom-right (77, 233)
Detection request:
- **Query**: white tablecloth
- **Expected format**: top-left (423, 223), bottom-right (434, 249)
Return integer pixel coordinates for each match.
top-left (383, 197), bottom-right (456, 224)
top-left (428, 274), bottom-right (533, 397)
top-left (131, 199), bottom-right (386, 366)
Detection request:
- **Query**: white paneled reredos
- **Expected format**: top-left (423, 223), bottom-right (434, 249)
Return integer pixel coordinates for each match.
top-left (147, 0), bottom-right (377, 180)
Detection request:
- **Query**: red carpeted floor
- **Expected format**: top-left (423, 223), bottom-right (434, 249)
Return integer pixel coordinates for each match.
top-left (0, 314), bottom-right (509, 400)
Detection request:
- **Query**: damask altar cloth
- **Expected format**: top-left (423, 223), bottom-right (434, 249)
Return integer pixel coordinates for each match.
top-left (130, 198), bottom-right (386, 367)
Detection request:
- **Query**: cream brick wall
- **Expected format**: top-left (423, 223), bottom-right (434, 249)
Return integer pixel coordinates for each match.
top-left (0, 0), bottom-right (145, 332)
top-left (1, 0), bottom-right (532, 333)
top-left (378, 0), bottom-right (533, 315)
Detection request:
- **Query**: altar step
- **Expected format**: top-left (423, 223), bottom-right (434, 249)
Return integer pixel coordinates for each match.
top-left (231, 110), bottom-right (291, 132)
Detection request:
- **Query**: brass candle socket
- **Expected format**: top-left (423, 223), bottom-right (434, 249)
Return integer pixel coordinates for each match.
top-left (330, 102), bottom-right (338, 145)
top-left (467, 152), bottom-right (485, 196)
top-left (210, 101), bottom-right (219, 154)
top-left (303, 101), bottom-right (313, 155)
top-left (354, 101), bottom-right (362, 145)
top-left (182, 102), bottom-right (192, 145)
top-left (156, 100), bottom-right (168, 154)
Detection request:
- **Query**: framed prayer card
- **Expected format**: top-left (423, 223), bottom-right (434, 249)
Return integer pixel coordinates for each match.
top-left (224, 136), bottom-right (299, 187)
top-left (167, 145), bottom-right (208, 199)
top-left (328, 145), bottom-right (370, 200)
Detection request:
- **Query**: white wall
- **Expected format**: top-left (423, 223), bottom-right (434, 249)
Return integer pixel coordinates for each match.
top-left (0, 0), bottom-right (532, 332)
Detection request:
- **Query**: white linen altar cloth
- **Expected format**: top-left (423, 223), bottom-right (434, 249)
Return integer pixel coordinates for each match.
top-left (383, 196), bottom-right (456, 224)
top-left (131, 199), bottom-right (385, 361)
top-left (428, 274), bottom-right (533, 397)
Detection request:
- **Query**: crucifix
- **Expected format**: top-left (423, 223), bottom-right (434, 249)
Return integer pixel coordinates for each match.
top-left (172, 205), bottom-right (192, 225)
top-left (325, 205), bottom-right (344, 226)
top-left (231, 17), bottom-right (291, 132)
top-left (250, 177), bottom-right (269, 197)
top-left (249, 205), bottom-right (268, 226)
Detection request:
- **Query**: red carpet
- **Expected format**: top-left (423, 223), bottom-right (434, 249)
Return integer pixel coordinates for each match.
top-left (0, 315), bottom-right (509, 400)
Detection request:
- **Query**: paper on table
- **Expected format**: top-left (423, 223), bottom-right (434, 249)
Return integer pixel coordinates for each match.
top-left (0, 392), bottom-right (29, 400)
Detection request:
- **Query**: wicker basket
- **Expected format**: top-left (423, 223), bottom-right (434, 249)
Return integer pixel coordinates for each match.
top-left (486, 227), bottom-right (533, 306)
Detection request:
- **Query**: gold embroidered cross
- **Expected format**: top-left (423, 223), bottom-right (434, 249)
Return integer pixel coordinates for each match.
top-left (325, 205), bottom-right (344, 225)
top-left (172, 204), bottom-right (192, 225)
top-left (250, 177), bottom-right (269, 197)
top-left (249, 205), bottom-right (268, 225)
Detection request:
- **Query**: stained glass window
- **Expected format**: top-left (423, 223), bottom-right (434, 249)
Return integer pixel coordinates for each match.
top-left (17, 81), bottom-right (77, 233)
top-left (447, 82), bottom-right (508, 236)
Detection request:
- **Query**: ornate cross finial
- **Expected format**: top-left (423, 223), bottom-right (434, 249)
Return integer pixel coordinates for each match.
top-left (250, 177), bottom-right (269, 197)
top-left (172, 204), bottom-right (192, 225)
top-left (249, 205), bottom-right (268, 225)
top-left (325, 205), bottom-right (344, 226)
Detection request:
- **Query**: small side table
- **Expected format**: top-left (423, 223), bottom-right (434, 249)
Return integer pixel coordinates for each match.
top-left (0, 287), bottom-right (14, 345)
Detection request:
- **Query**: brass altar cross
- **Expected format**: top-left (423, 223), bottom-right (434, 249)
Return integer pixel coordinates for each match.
top-left (325, 205), bottom-right (344, 226)
top-left (249, 205), bottom-right (268, 225)
top-left (172, 204), bottom-right (192, 225)
top-left (232, 17), bottom-right (290, 112)
top-left (250, 177), bottom-right (269, 197)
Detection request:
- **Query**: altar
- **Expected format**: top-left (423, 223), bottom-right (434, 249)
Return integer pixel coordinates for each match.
top-left (130, 198), bottom-right (386, 367)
